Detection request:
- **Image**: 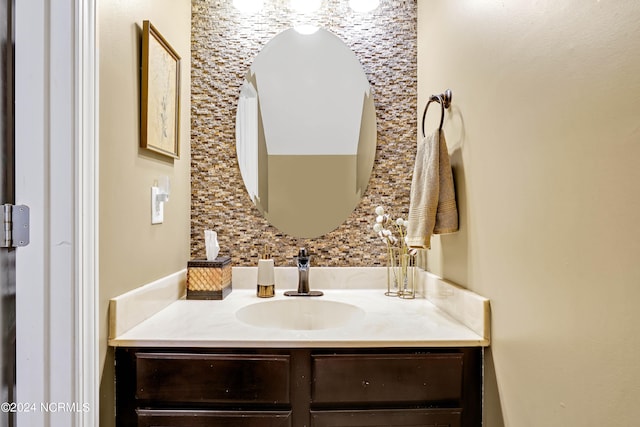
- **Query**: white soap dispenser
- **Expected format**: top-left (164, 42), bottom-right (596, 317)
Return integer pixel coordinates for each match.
top-left (256, 245), bottom-right (275, 298)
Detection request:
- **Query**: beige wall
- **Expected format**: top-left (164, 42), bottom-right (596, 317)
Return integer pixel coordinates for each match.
top-left (98, 0), bottom-right (191, 425)
top-left (418, 1), bottom-right (640, 425)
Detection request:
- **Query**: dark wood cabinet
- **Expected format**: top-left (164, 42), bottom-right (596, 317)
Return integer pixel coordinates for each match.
top-left (310, 408), bottom-right (461, 427)
top-left (312, 353), bottom-right (464, 405)
top-left (116, 347), bottom-right (481, 427)
top-left (137, 409), bottom-right (292, 427)
top-left (135, 353), bottom-right (291, 404)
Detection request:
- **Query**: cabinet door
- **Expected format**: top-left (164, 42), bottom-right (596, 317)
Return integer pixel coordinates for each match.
top-left (134, 352), bottom-right (290, 404)
top-left (312, 353), bottom-right (463, 405)
top-left (310, 408), bottom-right (461, 427)
top-left (137, 409), bottom-right (292, 427)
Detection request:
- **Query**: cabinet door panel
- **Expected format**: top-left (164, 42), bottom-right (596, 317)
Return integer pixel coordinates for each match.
top-left (137, 409), bottom-right (292, 427)
top-left (135, 352), bottom-right (290, 404)
top-left (311, 408), bottom-right (461, 427)
top-left (312, 353), bottom-right (463, 405)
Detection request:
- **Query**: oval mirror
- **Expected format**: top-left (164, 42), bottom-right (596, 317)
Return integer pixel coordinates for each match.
top-left (236, 27), bottom-right (377, 238)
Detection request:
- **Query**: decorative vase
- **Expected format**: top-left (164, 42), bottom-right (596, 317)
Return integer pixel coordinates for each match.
top-left (385, 247), bottom-right (416, 299)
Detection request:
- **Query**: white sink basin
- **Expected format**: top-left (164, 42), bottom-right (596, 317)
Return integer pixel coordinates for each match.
top-left (235, 299), bottom-right (365, 330)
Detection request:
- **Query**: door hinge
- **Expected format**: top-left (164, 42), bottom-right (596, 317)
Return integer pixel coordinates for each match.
top-left (1, 204), bottom-right (30, 248)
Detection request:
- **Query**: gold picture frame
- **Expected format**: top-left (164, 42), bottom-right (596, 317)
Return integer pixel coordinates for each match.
top-left (141, 20), bottom-right (181, 158)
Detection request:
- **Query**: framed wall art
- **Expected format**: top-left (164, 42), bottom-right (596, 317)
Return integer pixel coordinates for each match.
top-left (141, 20), bottom-right (181, 158)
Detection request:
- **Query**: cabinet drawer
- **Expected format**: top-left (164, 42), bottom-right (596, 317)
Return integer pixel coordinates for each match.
top-left (311, 408), bottom-right (461, 427)
top-left (135, 352), bottom-right (290, 404)
top-left (312, 353), bottom-right (463, 405)
top-left (137, 409), bottom-right (291, 427)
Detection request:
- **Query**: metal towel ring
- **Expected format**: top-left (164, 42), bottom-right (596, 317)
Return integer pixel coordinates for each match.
top-left (421, 89), bottom-right (452, 137)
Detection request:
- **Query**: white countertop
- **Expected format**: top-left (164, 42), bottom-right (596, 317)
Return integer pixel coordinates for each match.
top-left (109, 267), bottom-right (490, 348)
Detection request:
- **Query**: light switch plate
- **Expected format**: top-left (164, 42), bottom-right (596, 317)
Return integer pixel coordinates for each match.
top-left (151, 186), bottom-right (163, 224)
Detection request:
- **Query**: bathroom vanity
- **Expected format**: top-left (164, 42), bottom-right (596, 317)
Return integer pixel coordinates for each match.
top-left (110, 268), bottom-right (490, 427)
top-left (116, 346), bottom-right (480, 427)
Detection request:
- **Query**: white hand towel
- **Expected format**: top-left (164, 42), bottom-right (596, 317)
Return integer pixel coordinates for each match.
top-left (406, 129), bottom-right (458, 249)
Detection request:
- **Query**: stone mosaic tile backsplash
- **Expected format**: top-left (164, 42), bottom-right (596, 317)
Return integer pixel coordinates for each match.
top-left (191, 0), bottom-right (417, 267)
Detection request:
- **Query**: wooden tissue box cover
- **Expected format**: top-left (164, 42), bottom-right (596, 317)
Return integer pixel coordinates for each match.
top-left (186, 256), bottom-right (232, 300)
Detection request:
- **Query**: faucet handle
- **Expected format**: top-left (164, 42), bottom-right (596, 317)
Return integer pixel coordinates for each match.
top-left (296, 248), bottom-right (310, 268)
